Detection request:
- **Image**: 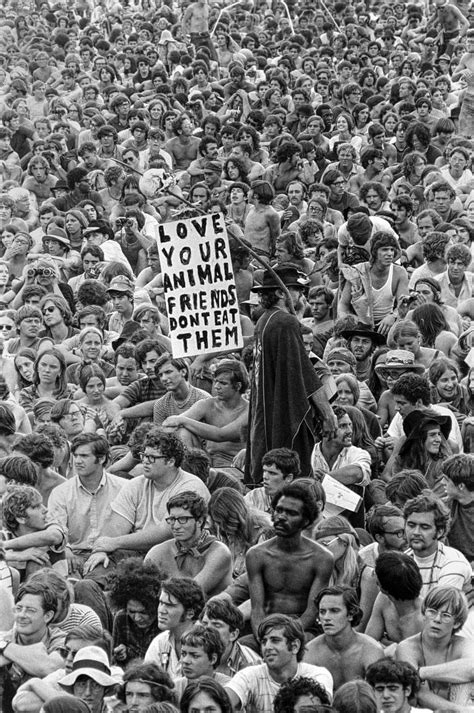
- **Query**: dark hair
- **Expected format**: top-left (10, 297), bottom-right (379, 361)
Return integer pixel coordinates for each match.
top-left (261, 448), bottom-right (301, 477)
top-left (180, 677), bottom-right (232, 713)
top-left (411, 303), bottom-right (449, 348)
top-left (78, 363), bottom-right (106, 392)
top-left (443, 454), bottom-right (474, 492)
top-left (201, 599), bottom-right (244, 634)
top-left (271, 482), bottom-right (319, 526)
top-left (315, 586), bottom-right (363, 627)
top-left (161, 577), bottom-right (204, 618)
top-left (107, 557), bottom-right (162, 615)
top-left (3, 484), bottom-right (42, 533)
top-left (366, 658), bottom-right (420, 696)
top-left (391, 374), bottom-right (430, 405)
top-left (257, 614), bottom-right (306, 662)
top-left (77, 279), bottom-right (108, 307)
top-left (118, 663), bottom-right (176, 705)
top-left (0, 455), bottom-right (38, 486)
top-left (166, 491), bottom-right (207, 520)
top-left (366, 505), bottom-right (404, 539)
top-left (16, 579), bottom-right (59, 616)
top-left (375, 551), bottom-right (422, 600)
top-left (385, 470), bottom-right (429, 506)
top-left (13, 433), bottom-right (55, 467)
top-left (0, 402), bottom-right (17, 437)
top-left (143, 429), bottom-right (185, 467)
top-left (404, 492), bottom-right (450, 535)
top-left (274, 676), bottom-right (332, 712)
top-left (181, 624), bottom-right (224, 667)
top-left (71, 433), bottom-right (110, 461)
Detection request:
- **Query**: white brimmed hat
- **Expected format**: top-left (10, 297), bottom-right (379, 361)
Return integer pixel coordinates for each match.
top-left (59, 646), bottom-right (117, 689)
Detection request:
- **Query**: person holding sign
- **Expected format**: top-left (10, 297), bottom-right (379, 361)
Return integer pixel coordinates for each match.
top-left (247, 264), bottom-right (337, 483)
top-left (311, 405), bottom-right (371, 528)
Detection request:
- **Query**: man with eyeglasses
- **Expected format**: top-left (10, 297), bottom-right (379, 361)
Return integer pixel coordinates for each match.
top-left (145, 491), bottom-right (232, 598)
top-left (47, 433), bottom-right (124, 581)
top-left (395, 586), bottom-right (474, 711)
top-left (84, 429), bottom-right (209, 575)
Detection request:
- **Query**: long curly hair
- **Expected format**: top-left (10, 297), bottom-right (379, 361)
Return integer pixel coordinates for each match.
top-left (107, 557), bottom-right (163, 615)
top-left (208, 487), bottom-right (271, 551)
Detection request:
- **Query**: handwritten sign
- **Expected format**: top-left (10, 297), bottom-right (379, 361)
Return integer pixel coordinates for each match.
top-left (157, 213), bottom-right (243, 358)
top-left (322, 474), bottom-right (362, 516)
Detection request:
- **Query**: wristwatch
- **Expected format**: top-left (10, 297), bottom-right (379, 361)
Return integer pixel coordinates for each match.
top-left (0, 640), bottom-right (10, 656)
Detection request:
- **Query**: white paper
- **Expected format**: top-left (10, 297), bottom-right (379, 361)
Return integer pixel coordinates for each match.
top-left (322, 474), bottom-right (362, 513)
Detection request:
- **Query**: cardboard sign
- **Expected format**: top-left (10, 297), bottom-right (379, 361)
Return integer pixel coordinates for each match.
top-left (157, 213), bottom-right (243, 358)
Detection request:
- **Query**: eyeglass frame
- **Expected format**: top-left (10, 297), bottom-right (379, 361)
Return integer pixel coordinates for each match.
top-left (165, 515), bottom-right (196, 526)
top-left (139, 452), bottom-right (168, 463)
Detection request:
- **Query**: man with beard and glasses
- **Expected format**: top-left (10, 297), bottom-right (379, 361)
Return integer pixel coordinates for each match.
top-left (246, 265), bottom-right (336, 483)
top-left (246, 482), bottom-right (333, 638)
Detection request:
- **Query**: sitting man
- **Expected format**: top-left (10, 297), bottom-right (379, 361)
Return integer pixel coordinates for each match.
top-left (144, 491), bottom-right (232, 598)
top-left (173, 624), bottom-right (231, 702)
top-left (396, 586), bottom-right (474, 710)
top-left (84, 429), bottom-right (210, 572)
top-left (366, 658), bottom-right (426, 713)
top-left (145, 577), bottom-right (205, 678)
top-left (304, 586), bottom-right (384, 690)
top-left (153, 353), bottom-right (210, 426)
top-left (163, 359), bottom-right (249, 467)
top-left (246, 482), bottom-right (333, 637)
top-left (273, 676), bottom-right (333, 713)
top-left (200, 599), bottom-right (262, 677)
top-left (225, 614), bottom-right (333, 711)
top-left (444, 454), bottom-right (474, 564)
top-left (58, 645), bottom-right (118, 713)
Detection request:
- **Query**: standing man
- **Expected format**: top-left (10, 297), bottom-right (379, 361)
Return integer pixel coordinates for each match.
top-left (304, 586), bottom-right (384, 690)
top-left (246, 482), bottom-right (333, 637)
top-left (247, 264), bottom-right (336, 483)
top-left (181, 0), bottom-right (217, 61)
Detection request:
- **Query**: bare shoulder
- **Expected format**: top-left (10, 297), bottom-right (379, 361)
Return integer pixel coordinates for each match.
top-left (452, 633), bottom-right (474, 658)
top-left (305, 634), bottom-right (328, 654)
top-left (395, 634), bottom-right (421, 662)
top-left (357, 632), bottom-right (385, 654)
top-left (246, 537), bottom-right (277, 559)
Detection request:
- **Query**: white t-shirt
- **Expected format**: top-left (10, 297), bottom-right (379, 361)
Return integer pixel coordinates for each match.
top-left (225, 662), bottom-right (333, 713)
top-left (406, 542), bottom-right (472, 599)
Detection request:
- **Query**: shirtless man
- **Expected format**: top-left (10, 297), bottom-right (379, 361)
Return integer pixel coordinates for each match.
top-left (304, 586), bottom-right (384, 690)
top-left (181, 0), bottom-right (217, 61)
top-left (163, 360), bottom-right (248, 467)
top-left (246, 482), bottom-right (333, 636)
top-left (365, 552), bottom-right (424, 649)
top-left (396, 586), bottom-right (474, 711)
top-left (244, 180), bottom-right (280, 259)
top-left (428, 0), bottom-right (469, 54)
top-left (164, 116), bottom-right (200, 172)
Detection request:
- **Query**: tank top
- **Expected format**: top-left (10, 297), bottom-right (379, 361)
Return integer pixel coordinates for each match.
top-left (372, 263), bottom-right (394, 324)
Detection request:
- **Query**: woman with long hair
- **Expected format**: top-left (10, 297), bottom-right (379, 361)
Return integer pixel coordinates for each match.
top-left (383, 409), bottom-right (451, 497)
top-left (313, 516), bottom-right (360, 588)
top-left (208, 487), bottom-right (272, 578)
top-left (411, 303), bottom-right (457, 355)
top-left (77, 364), bottom-right (120, 428)
top-left (335, 375), bottom-right (382, 442)
top-left (344, 404), bottom-right (380, 477)
top-left (429, 357), bottom-right (470, 427)
top-left (19, 348), bottom-right (74, 415)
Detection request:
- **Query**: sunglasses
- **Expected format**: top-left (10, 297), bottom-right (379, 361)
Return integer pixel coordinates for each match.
top-left (42, 305), bottom-right (56, 314)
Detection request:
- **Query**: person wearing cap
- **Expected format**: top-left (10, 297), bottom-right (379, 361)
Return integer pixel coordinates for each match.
top-left (58, 645), bottom-right (119, 713)
top-left (106, 275), bottom-right (135, 335)
top-left (339, 232), bottom-right (408, 336)
top-left (83, 219), bottom-right (132, 272)
top-left (247, 264), bottom-right (337, 483)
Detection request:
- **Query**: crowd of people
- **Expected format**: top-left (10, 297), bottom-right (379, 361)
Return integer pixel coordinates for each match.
top-left (0, 0), bottom-right (474, 711)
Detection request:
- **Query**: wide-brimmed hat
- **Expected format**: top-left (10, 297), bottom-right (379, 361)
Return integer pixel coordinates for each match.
top-left (83, 219), bottom-right (114, 241)
top-left (340, 322), bottom-right (386, 346)
top-left (42, 227), bottom-right (70, 247)
top-left (251, 265), bottom-right (309, 292)
top-left (375, 349), bottom-right (425, 376)
top-left (402, 408), bottom-right (451, 441)
top-left (111, 319), bottom-right (141, 350)
top-left (59, 646), bottom-right (117, 689)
